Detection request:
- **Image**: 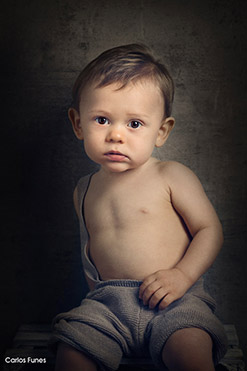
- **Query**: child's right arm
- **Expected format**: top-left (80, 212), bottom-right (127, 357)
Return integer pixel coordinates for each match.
top-left (73, 186), bottom-right (80, 218)
top-left (73, 186), bottom-right (95, 292)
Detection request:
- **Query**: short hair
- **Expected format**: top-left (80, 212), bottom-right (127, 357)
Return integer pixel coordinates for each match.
top-left (72, 44), bottom-right (174, 117)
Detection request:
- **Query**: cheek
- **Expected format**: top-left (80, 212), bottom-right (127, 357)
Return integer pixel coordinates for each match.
top-left (84, 138), bottom-right (97, 154)
top-left (83, 129), bottom-right (100, 145)
top-left (83, 130), bottom-right (105, 159)
top-left (142, 131), bottom-right (159, 149)
top-left (83, 140), bottom-right (100, 163)
top-left (133, 138), bottom-right (155, 160)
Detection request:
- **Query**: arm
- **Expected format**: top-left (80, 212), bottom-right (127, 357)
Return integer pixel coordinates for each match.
top-left (73, 186), bottom-right (80, 218)
top-left (73, 187), bottom-right (95, 292)
top-left (84, 272), bottom-right (96, 291)
top-left (170, 162), bottom-right (223, 282)
top-left (139, 162), bottom-right (223, 309)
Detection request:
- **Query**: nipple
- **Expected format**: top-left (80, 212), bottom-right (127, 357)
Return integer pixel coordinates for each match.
top-left (140, 208), bottom-right (149, 214)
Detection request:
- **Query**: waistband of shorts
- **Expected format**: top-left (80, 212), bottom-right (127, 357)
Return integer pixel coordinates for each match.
top-left (95, 279), bottom-right (143, 289)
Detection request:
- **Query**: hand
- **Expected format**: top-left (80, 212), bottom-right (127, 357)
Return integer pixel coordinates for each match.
top-left (139, 268), bottom-right (193, 310)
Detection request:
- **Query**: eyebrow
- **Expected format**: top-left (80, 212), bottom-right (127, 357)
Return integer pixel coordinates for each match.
top-left (88, 109), bottom-right (150, 119)
top-left (128, 113), bottom-right (150, 119)
top-left (88, 110), bottom-right (111, 116)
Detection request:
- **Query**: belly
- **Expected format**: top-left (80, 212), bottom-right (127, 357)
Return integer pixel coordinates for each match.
top-left (88, 223), bottom-right (191, 280)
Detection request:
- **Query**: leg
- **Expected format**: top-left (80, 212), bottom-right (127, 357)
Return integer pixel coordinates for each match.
top-left (162, 327), bottom-right (215, 371)
top-left (55, 342), bottom-right (98, 371)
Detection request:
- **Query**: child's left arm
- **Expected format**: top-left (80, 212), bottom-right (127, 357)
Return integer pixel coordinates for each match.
top-left (139, 162), bottom-right (223, 310)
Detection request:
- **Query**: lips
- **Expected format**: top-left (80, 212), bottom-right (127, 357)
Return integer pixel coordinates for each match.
top-left (104, 150), bottom-right (128, 162)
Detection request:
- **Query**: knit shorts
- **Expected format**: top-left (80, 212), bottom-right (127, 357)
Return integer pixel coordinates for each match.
top-left (51, 279), bottom-right (227, 371)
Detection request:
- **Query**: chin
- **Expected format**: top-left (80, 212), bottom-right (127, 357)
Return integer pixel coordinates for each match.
top-left (102, 163), bottom-right (132, 173)
top-left (107, 167), bottom-right (129, 173)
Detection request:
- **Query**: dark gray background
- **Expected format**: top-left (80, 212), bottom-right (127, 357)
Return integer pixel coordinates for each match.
top-left (1, 0), bottom-right (246, 365)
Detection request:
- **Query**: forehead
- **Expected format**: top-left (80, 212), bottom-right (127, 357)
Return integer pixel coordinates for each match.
top-left (80, 79), bottom-right (165, 114)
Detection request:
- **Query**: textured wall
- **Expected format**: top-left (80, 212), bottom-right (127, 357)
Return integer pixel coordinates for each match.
top-left (1, 0), bottom-right (246, 363)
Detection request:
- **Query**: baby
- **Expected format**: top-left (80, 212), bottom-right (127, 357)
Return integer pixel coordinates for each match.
top-left (51, 44), bottom-right (227, 371)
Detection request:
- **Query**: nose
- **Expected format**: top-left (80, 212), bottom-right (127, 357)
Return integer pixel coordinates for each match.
top-left (105, 125), bottom-right (125, 143)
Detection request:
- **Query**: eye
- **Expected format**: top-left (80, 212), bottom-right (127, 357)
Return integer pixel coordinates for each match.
top-left (95, 116), bottom-right (109, 125)
top-left (128, 120), bottom-right (142, 129)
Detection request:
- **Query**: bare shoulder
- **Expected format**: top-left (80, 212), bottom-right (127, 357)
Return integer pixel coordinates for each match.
top-left (158, 161), bottom-right (201, 188)
top-left (158, 160), bottom-right (190, 173)
top-left (158, 161), bottom-right (219, 227)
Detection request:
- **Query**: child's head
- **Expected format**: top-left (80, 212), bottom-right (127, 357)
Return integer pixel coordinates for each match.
top-left (69, 44), bottom-right (175, 173)
top-left (71, 43), bottom-right (174, 119)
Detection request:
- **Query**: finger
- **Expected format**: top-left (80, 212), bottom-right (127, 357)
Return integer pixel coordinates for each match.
top-left (148, 288), bottom-right (168, 309)
top-left (141, 280), bottom-right (162, 306)
top-left (139, 274), bottom-right (157, 299)
top-left (158, 294), bottom-right (174, 310)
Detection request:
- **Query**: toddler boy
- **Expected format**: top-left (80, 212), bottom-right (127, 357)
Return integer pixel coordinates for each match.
top-left (51, 44), bottom-right (227, 371)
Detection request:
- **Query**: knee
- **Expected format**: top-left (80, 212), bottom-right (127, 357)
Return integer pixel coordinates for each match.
top-left (55, 342), bottom-right (98, 371)
top-left (161, 328), bottom-right (214, 371)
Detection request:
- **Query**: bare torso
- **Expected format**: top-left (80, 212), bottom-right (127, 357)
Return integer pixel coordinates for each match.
top-left (83, 158), bottom-right (191, 281)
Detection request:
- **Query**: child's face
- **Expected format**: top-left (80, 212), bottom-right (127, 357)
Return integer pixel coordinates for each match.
top-left (70, 79), bottom-right (174, 173)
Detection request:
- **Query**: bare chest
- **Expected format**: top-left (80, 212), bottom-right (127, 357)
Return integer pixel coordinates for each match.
top-left (84, 175), bottom-right (173, 232)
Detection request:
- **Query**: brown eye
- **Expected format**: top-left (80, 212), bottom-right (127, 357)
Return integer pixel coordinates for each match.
top-left (128, 120), bottom-right (142, 129)
top-left (95, 117), bottom-right (109, 125)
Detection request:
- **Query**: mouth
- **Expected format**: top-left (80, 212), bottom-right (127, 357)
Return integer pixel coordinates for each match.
top-left (104, 150), bottom-right (128, 162)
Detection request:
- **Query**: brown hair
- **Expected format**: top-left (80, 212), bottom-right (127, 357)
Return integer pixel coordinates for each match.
top-left (72, 44), bottom-right (174, 117)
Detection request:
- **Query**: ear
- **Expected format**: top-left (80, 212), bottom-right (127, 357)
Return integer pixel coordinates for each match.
top-left (155, 117), bottom-right (175, 147)
top-left (68, 108), bottom-right (84, 140)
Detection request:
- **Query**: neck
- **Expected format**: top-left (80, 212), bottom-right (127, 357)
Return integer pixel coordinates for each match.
top-left (98, 157), bottom-right (158, 180)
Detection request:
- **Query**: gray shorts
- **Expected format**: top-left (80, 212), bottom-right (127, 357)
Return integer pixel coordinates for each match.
top-left (51, 279), bottom-right (227, 371)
